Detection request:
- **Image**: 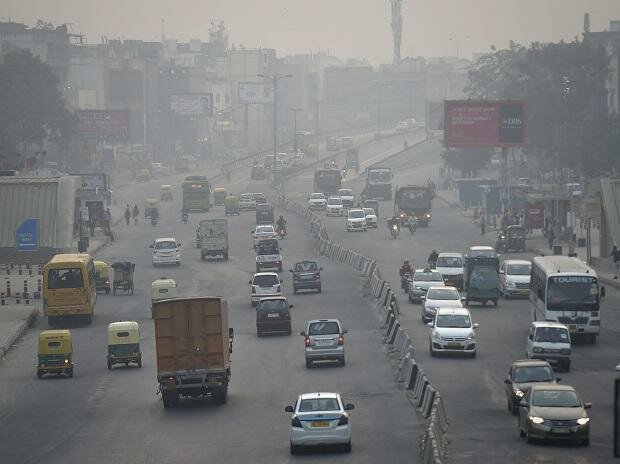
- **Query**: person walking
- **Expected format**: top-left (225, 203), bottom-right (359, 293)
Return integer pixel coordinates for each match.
top-left (89, 215), bottom-right (96, 237)
top-left (480, 214), bottom-right (486, 235)
top-left (611, 245), bottom-right (620, 279)
top-left (547, 224), bottom-right (555, 250)
top-left (124, 205), bottom-right (131, 226)
top-left (132, 204), bottom-right (139, 225)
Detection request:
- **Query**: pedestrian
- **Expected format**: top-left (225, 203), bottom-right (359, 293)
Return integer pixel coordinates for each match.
top-left (132, 204), bottom-right (139, 225)
top-left (89, 215), bottom-right (96, 237)
top-left (480, 215), bottom-right (486, 235)
top-left (124, 205), bottom-right (131, 226)
top-left (548, 224), bottom-right (555, 250)
top-left (611, 245), bottom-right (620, 279)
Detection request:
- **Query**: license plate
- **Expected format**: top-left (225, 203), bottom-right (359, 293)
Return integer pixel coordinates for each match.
top-left (569, 325), bottom-right (577, 332)
top-left (316, 340), bottom-right (333, 346)
top-left (552, 427), bottom-right (570, 434)
top-left (267, 313), bottom-right (279, 318)
top-left (447, 342), bottom-right (461, 348)
top-left (311, 421), bottom-right (330, 428)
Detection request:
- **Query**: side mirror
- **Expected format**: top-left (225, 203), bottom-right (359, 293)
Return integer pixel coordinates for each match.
top-left (345, 403), bottom-right (355, 411)
top-left (284, 405), bottom-right (294, 413)
top-left (289, 269), bottom-right (293, 273)
top-left (248, 280), bottom-right (252, 284)
top-left (499, 270), bottom-right (505, 274)
top-left (300, 332), bottom-right (306, 337)
top-left (461, 296), bottom-right (467, 302)
top-left (528, 334), bottom-right (533, 340)
top-left (342, 329), bottom-right (348, 334)
top-left (504, 378), bottom-right (511, 385)
top-left (149, 244), bottom-right (154, 248)
top-left (420, 295), bottom-right (426, 301)
top-left (519, 400), bottom-right (528, 408)
top-left (601, 286), bottom-right (606, 298)
top-left (229, 327), bottom-right (234, 339)
top-left (319, 267), bottom-right (324, 271)
top-left (556, 377), bottom-right (562, 382)
top-left (426, 322), bottom-right (434, 327)
top-left (473, 322), bottom-right (480, 328)
top-left (177, 242), bottom-right (182, 247)
top-left (289, 304), bottom-right (294, 309)
top-left (584, 402), bottom-right (592, 410)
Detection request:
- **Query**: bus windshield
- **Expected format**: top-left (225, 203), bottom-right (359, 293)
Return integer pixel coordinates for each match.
top-left (398, 189), bottom-right (430, 210)
top-left (547, 276), bottom-right (598, 310)
top-left (368, 169), bottom-right (391, 184)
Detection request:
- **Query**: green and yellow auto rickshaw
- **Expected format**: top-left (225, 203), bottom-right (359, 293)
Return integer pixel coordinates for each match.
top-left (37, 330), bottom-right (74, 378)
top-left (107, 321), bottom-right (142, 369)
top-left (144, 198), bottom-right (159, 218)
top-left (225, 195), bottom-right (240, 216)
top-left (94, 260), bottom-right (111, 294)
top-left (213, 187), bottom-right (227, 206)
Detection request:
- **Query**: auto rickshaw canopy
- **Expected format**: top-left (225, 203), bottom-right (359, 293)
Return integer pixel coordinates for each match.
top-left (107, 321), bottom-right (140, 345)
top-left (38, 330), bottom-right (72, 354)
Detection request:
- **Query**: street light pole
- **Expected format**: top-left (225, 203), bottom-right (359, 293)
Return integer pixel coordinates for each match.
top-left (313, 99), bottom-right (322, 161)
top-left (290, 108), bottom-right (302, 155)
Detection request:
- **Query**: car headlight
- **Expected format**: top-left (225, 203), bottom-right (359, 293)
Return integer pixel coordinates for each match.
top-left (561, 348), bottom-right (571, 355)
top-left (465, 332), bottom-right (475, 341)
top-left (506, 281), bottom-right (516, 288)
top-left (577, 417), bottom-right (590, 426)
top-left (432, 331), bottom-right (441, 340)
top-left (533, 347), bottom-right (543, 353)
top-left (529, 416), bottom-right (544, 424)
top-left (514, 388), bottom-right (524, 398)
top-left (415, 285), bottom-right (422, 290)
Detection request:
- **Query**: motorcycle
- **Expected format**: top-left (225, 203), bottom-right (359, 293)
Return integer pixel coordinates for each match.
top-left (400, 272), bottom-right (412, 292)
top-left (390, 223), bottom-right (399, 239)
top-left (277, 226), bottom-right (287, 239)
top-left (181, 212), bottom-right (189, 224)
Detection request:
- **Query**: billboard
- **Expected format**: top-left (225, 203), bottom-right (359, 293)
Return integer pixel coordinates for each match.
top-left (238, 82), bottom-right (275, 104)
top-left (170, 94), bottom-right (213, 116)
top-left (444, 100), bottom-right (526, 147)
top-left (76, 110), bottom-right (129, 139)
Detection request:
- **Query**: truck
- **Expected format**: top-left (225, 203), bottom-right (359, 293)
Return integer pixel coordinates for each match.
top-left (463, 246), bottom-right (500, 307)
top-left (154, 296), bottom-right (234, 408)
top-left (313, 169), bottom-right (342, 195)
top-left (345, 148), bottom-right (359, 172)
top-left (196, 219), bottom-right (229, 261)
top-left (362, 167), bottom-right (392, 200)
top-left (394, 185), bottom-right (433, 226)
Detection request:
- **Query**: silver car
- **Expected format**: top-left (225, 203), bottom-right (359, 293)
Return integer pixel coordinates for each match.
top-left (301, 319), bottom-right (347, 368)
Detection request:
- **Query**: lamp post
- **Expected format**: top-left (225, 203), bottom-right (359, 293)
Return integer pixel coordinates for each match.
top-left (313, 99), bottom-right (323, 161)
top-left (257, 73), bottom-right (293, 180)
top-left (290, 107), bottom-right (302, 155)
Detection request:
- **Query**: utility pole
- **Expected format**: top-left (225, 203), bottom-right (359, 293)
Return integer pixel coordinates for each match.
top-left (313, 99), bottom-right (322, 161)
top-left (290, 108), bottom-right (302, 155)
top-left (390, 0), bottom-right (403, 65)
top-left (377, 83), bottom-right (383, 137)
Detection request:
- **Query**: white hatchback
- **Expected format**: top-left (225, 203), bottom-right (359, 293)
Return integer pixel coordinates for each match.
top-left (308, 192), bottom-right (327, 209)
top-left (285, 392), bottom-right (355, 454)
top-left (346, 208), bottom-right (367, 232)
top-left (151, 238), bottom-right (182, 266)
top-left (249, 272), bottom-right (282, 307)
top-left (326, 197), bottom-right (344, 217)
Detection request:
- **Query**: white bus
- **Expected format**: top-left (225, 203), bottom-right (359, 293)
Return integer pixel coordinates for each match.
top-left (530, 256), bottom-right (604, 344)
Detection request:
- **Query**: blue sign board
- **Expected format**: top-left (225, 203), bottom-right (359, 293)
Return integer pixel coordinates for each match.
top-left (16, 218), bottom-right (39, 251)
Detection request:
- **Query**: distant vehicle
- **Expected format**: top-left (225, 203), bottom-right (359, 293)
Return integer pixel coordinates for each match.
top-left (530, 256), bottom-right (604, 344)
top-left (362, 167), bottom-right (392, 201)
top-left (314, 169), bottom-right (342, 195)
top-left (504, 359), bottom-right (557, 415)
top-left (326, 136), bottom-right (341, 151)
top-left (362, 207), bottom-right (378, 228)
top-left (526, 321), bottom-right (572, 371)
top-left (285, 392), bottom-right (354, 454)
top-left (340, 136), bottom-right (354, 149)
top-left (255, 238), bottom-right (282, 272)
top-left (308, 192), bottom-right (327, 210)
top-left (150, 237), bottom-right (182, 266)
top-left (151, 162), bottom-right (163, 176)
top-left (345, 148), bottom-right (359, 171)
top-left (395, 121), bottom-right (409, 132)
top-left (290, 260), bottom-right (322, 294)
top-left (394, 185), bottom-right (432, 226)
top-left (338, 188), bottom-right (355, 208)
top-left (256, 203), bottom-right (274, 225)
top-left (239, 193), bottom-right (257, 211)
top-left (256, 297), bottom-right (292, 337)
top-left (253, 192), bottom-right (267, 205)
top-left (182, 175), bottom-right (210, 212)
top-left (428, 307), bottom-right (478, 358)
top-left (499, 259), bottom-right (531, 298)
top-left (346, 208), bottom-right (368, 232)
top-left (136, 168), bottom-right (150, 182)
top-left (150, 277), bottom-right (177, 318)
top-left (153, 296), bottom-right (234, 407)
top-left (252, 224), bottom-right (277, 248)
top-left (197, 219), bottom-right (229, 261)
top-left (326, 197), bottom-right (344, 217)
top-left (251, 165), bottom-right (266, 180)
top-left (435, 252), bottom-right (464, 290)
top-left (407, 268), bottom-right (444, 303)
top-left (422, 286), bottom-right (463, 323)
top-left (301, 319), bottom-right (347, 368)
top-left (249, 272), bottom-right (282, 307)
top-left (518, 384), bottom-right (591, 446)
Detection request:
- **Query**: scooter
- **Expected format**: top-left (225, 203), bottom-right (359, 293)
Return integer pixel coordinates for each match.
top-left (390, 223), bottom-right (399, 239)
top-left (181, 212), bottom-right (189, 224)
top-left (401, 273), bottom-right (412, 292)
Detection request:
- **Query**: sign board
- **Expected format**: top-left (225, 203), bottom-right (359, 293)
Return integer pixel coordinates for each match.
top-left (76, 110), bottom-right (130, 139)
top-left (426, 101), bottom-right (444, 131)
top-left (444, 100), bottom-right (526, 148)
top-left (170, 94), bottom-right (213, 116)
top-left (15, 218), bottom-right (39, 252)
top-left (238, 82), bottom-right (275, 104)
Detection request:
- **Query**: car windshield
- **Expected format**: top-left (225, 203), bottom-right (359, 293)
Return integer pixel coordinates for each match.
top-left (427, 288), bottom-right (459, 300)
top-left (339, 190), bottom-right (353, 196)
top-left (298, 398), bottom-right (340, 412)
top-left (295, 261), bottom-right (318, 272)
top-left (311, 193), bottom-right (324, 199)
top-left (513, 366), bottom-right (554, 383)
top-left (257, 241), bottom-right (279, 254)
top-left (253, 275), bottom-right (279, 286)
top-left (414, 272), bottom-right (443, 282)
top-left (437, 256), bottom-right (462, 267)
top-left (155, 241), bottom-right (176, 250)
top-left (435, 314), bottom-right (471, 328)
top-left (308, 321), bottom-right (340, 335)
top-left (531, 390), bottom-right (581, 408)
top-left (468, 248), bottom-right (496, 258)
top-left (507, 264), bottom-right (531, 275)
top-left (534, 327), bottom-right (570, 343)
top-left (349, 210), bottom-right (365, 219)
top-left (256, 226), bottom-right (274, 234)
top-left (258, 299), bottom-right (287, 311)
top-left (328, 198), bottom-right (342, 205)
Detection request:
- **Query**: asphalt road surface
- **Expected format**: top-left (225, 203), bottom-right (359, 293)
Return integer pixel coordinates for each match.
top-left (0, 134), bottom-right (422, 464)
top-left (283, 138), bottom-right (620, 463)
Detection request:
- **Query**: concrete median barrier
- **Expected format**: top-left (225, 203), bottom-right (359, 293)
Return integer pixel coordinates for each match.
top-left (420, 384), bottom-right (436, 418)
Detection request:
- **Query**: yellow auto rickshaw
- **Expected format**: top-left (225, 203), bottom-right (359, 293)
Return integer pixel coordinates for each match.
top-left (94, 260), bottom-right (111, 294)
top-left (214, 187), bottom-right (227, 206)
top-left (37, 330), bottom-right (74, 378)
top-left (144, 198), bottom-right (159, 218)
top-left (151, 277), bottom-right (177, 318)
top-left (224, 194), bottom-right (240, 216)
top-left (107, 321), bottom-right (142, 369)
top-left (160, 184), bottom-right (173, 202)
top-left (136, 168), bottom-right (150, 182)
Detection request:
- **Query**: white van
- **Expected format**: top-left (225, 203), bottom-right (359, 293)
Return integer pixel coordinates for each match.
top-left (526, 321), bottom-right (571, 371)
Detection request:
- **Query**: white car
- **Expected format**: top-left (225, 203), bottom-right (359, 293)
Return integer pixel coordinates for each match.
top-left (362, 207), bottom-right (378, 228)
top-left (422, 286), bottom-right (463, 323)
top-left (500, 259), bottom-right (531, 298)
top-left (435, 252), bottom-right (464, 290)
top-left (253, 225), bottom-right (277, 248)
top-left (308, 192), bottom-right (327, 210)
top-left (239, 193), bottom-right (256, 211)
top-left (249, 272), bottom-right (282, 307)
top-left (346, 208), bottom-right (367, 232)
top-left (285, 392), bottom-right (354, 454)
top-left (526, 321), bottom-right (572, 371)
top-left (151, 237), bottom-right (182, 266)
top-left (395, 121), bottom-right (409, 132)
top-left (338, 188), bottom-right (354, 208)
top-left (326, 197), bottom-right (344, 217)
top-left (429, 307), bottom-right (478, 358)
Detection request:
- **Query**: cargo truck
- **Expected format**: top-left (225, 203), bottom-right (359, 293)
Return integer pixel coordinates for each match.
top-left (154, 296), bottom-right (234, 408)
top-left (313, 169), bottom-right (342, 195)
top-left (196, 219), bottom-right (229, 260)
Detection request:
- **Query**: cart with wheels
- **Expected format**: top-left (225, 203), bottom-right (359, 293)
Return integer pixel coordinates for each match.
top-left (112, 261), bottom-right (135, 295)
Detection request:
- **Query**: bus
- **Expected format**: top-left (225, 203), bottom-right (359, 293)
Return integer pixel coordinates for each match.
top-left (313, 169), bottom-right (342, 195)
top-left (530, 256), bottom-right (604, 344)
top-left (362, 167), bottom-right (392, 201)
top-left (182, 176), bottom-right (211, 212)
top-left (43, 253), bottom-right (97, 325)
top-left (394, 185), bottom-right (432, 226)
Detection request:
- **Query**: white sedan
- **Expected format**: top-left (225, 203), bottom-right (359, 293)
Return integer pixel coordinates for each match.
top-left (285, 392), bottom-right (355, 454)
top-left (422, 286), bottom-right (463, 323)
top-left (252, 225), bottom-right (277, 248)
top-left (308, 192), bottom-right (327, 209)
top-left (362, 207), bottom-right (378, 228)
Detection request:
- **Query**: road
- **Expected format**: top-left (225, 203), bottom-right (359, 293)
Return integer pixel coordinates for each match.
top-left (283, 138), bottom-right (620, 463)
top-left (0, 133), bottom-right (422, 464)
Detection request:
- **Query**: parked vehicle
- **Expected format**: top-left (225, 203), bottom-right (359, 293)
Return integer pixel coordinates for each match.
top-left (151, 277), bottom-right (177, 318)
top-left (94, 260), bottom-right (111, 294)
top-left (154, 296), bottom-right (234, 407)
top-left (526, 321), bottom-right (572, 371)
top-left (504, 359), bottom-right (558, 415)
top-left (301, 319), bottom-right (347, 368)
top-left (197, 219), bottom-right (229, 261)
top-left (290, 260), bottom-right (322, 294)
top-left (500, 259), bottom-right (531, 298)
top-left (37, 330), bottom-right (74, 378)
top-left (107, 321), bottom-right (142, 369)
top-left (256, 297), bottom-right (293, 337)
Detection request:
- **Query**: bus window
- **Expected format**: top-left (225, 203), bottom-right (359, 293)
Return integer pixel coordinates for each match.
top-left (48, 268), bottom-right (84, 289)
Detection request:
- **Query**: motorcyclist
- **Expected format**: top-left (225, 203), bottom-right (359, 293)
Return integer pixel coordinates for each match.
top-left (387, 216), bottom-right (400, 236)
top-left (404, 215), bottom-right (417, 233)
top-left (399, 260), bottom-right (413, 277)
top-left (181, 209), bottom-right (189, 223)
top-left (276, 215), bottom-right (287, 236)
top-left (150, 208), bottom-right (159, 225)
top-left (427, 249), bottom-right (439, 268)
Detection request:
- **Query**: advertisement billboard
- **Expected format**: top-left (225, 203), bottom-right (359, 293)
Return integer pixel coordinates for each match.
top-left (76, 110), bottom-right (129, 139)
top-left (238, 82), bottom-right (275, 104)
top-left (170, 94), bottom-right (213, 116)
top-left (444, 100), bottom-right (526, 148)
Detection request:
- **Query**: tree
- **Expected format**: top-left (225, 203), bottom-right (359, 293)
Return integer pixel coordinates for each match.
top-left (441, 147), bottom-right (494, 178)
top-left (0, 48), bottom-right (75, 167)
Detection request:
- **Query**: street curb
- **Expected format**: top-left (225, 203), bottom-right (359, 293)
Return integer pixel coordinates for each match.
top-left (0, 305), bottom-right (39, 358)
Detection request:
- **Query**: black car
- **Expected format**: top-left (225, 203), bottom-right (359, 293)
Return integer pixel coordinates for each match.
top-left (504, 359), bottom-right (558, 415)
top-left (290, 260), bottom-right (322, 294)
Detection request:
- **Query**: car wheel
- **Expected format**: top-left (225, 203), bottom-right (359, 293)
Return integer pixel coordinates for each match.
top-left (340, 357), bottom-right (346, 367)
top-left (107, 359), bottom-right (112, 370)
top-left (429, 341), bottom-right (435, 357)
top-left (492, 299), bottom-right (498, 307)
top-left (305, 359), bottom-right (312, 369)
top-left (343, 441), bottom-right (351, 453)
top-left (581, 438), bottom-right (590, 447)
top-left (290, 444), bottom-right (299, 455)
top-left (138, 358), bottom-right (142, 368)
top-left (317, 286), bottom-right (322, 293)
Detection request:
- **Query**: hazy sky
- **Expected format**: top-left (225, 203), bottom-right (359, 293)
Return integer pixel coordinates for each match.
top-left (3, 0), bottom-right (620, 63)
